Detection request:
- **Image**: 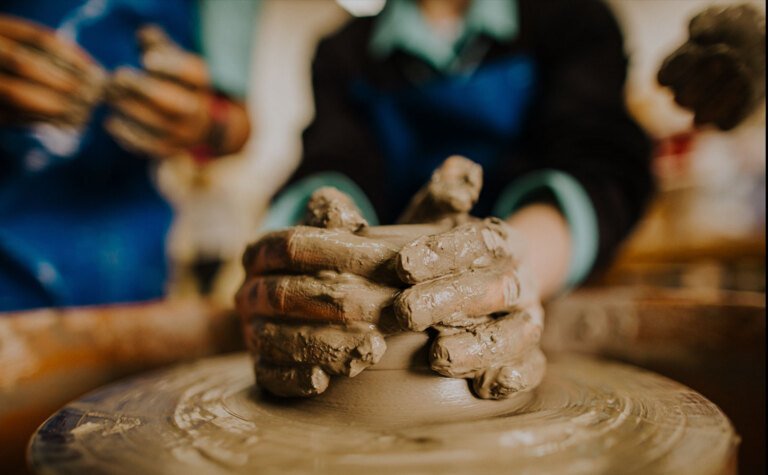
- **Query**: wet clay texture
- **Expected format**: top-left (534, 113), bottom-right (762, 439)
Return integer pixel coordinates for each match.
top-left (29, 352), bottom-right (739, 475)
top-left (237, 157), bottom-right (545, 401)
top-left (246, 321), bottom-right (386, 377)
top-left (303, 186), bottom-right (368, 231)
top-left (396, 155), bottom-right (482, 225)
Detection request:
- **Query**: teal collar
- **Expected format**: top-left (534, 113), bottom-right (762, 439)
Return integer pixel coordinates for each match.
top-left (369, 0), bottom-right (519, 72)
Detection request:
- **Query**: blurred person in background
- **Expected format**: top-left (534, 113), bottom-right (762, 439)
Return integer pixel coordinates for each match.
top-left (266, 0), bottom-right (654, 300)
top-left (654, 3), bottom-right (765, 244)
top-left (0, 0), bottom-right (258, 312)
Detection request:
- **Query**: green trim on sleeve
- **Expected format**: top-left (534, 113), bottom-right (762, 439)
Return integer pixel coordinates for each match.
top-left (492, 170), bottom-right (599, 289)
top-left (260, 172), bottom-right (379, 232)
top-left (196, 0), bottom-right (261, 99)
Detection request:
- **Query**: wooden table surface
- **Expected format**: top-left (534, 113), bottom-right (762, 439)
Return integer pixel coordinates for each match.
top-left (0, 298), bottom-right (243, 475)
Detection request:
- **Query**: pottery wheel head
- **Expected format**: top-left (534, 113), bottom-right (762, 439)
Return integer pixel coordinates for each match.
top-left (29, 353), bottom-right (738, 475)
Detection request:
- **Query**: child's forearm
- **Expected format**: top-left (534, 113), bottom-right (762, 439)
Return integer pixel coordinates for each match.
top-left (505, 203), bottom-right (572, 301)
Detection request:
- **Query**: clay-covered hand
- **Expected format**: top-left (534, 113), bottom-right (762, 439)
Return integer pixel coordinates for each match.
top-left (105, 25), bottom-right (216, 158)
top-left (658, 4), bottom-right (765, 130)
top-left (236, 188), bottom-right (448, 397)
top-left (395, 156), bottom-right (546, 400)
top-left (237, 156), bottom-right (544, 400)
top-left (0, 14), bottom-right (105, 126)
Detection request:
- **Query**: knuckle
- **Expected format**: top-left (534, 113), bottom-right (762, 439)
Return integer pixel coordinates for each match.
top-left (267, 277), bottom-right (287, 314)
top-left (500, 274), bottom-right (519, 307)
top-left (393, 291), bottom-right (418, 330)
top-left (283, 228), bottom-right (301, 263)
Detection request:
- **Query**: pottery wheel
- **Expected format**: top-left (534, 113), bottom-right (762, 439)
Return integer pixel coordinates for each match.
top-left (29, 353), bottom-right (737, 475)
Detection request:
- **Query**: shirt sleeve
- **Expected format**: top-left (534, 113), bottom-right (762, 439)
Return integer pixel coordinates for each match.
top-left (195, 0), bottom-right (262, 100)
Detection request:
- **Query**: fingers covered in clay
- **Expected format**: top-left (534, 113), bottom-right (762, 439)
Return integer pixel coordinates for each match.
top-left (256, 363), bottom-right (330, 398)
top-left (242, 187), bottom-right (402, 398)
top-left (242, 227), bottom-right (401, 281)
top-left (396, 218), bottom-right (523, 284)
top-left (429, 309), bottom-right (543, 378)
top-left (398, 155), bottom-right (482, 224)
top-left (247, 320), bottom-right (386, 377)
top-left (304, 187), bottom-right (368, 232)
top-left (472, 348), bottom-right (547, 400)
top-left (237, 163), bottom-right (548, 401)
top-left (394, 264), bottom-right (522, 332)
top-left (426, 155), bottom-right (483, 214)
top-left (236, 271), bottom-right (397, 324)
top-left (393, 209), bottom-right (544, 400)
top-left (242, 188), bottom-right (454, 281)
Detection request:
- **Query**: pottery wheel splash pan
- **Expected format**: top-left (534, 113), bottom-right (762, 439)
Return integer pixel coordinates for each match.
top-left (29, 353), bottom-right (737, 475)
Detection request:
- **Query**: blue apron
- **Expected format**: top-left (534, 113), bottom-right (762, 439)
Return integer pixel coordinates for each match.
top-left (0, 0), bottom-right (196, 311)
top-left (352, 55), bottom-right (537, 219)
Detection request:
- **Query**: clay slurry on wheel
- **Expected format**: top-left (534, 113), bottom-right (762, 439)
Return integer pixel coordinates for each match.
top-left (29, 353), bottom-right (739, 475)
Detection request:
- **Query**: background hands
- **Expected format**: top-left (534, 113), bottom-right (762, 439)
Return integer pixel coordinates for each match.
top-left (0, 14), bottom-right (105, 126)
top-left (1, 20), bottom-right (249, 160)
top-left (105, 25), bottom-right (215, 158)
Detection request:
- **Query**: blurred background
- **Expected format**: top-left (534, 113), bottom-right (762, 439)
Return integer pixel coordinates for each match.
top-left (1, 1), bottom-right (764, 474)
top-left (168, 0), bottom-right (767, 305)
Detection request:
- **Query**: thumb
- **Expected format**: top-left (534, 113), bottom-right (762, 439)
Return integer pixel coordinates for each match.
top-left (303, 186), bottom-right (368, 232)
top-left (397, 155), bottom-right (482, 225)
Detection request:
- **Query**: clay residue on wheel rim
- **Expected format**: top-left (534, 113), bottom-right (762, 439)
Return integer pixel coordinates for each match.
top-left (29, 353), bottom-right (739, 475)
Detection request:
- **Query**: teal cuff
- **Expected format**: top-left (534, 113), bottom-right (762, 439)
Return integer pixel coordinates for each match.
top-left (492, 170), bottom-right (599, 290)
top-left (260, 173), bottom-right (379, 232)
